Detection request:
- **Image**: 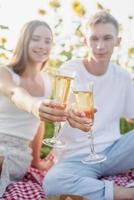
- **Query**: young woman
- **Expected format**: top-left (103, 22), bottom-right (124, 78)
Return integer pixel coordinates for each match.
top-left (0, 20), bottom-right (66, 196)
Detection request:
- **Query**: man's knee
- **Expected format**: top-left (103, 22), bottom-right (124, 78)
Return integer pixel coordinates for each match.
top-left (42, 168), bottom-right (63, 196)
top-left (43, 166), bottom-right (77, 196)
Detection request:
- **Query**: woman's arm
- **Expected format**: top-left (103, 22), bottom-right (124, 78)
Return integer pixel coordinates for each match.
top-left (0, 67), bottom-right (67, 122)
top-left (31, 122), bottom-right (54, 171)
top-left (0, 67), bottom-right (36, 113)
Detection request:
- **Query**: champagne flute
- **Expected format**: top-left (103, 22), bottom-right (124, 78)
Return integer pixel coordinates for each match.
top-left (73, 82), bottom-right (107, 164)
top-left (43, 69), bottom-right (75, 148)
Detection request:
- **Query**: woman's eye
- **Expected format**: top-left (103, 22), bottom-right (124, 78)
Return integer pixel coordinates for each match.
top-left (45, 40), bottom-right (51, 44)
top-left (32, 38), bottom-right (40, 42)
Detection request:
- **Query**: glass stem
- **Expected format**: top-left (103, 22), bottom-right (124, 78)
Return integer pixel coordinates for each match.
top-left (87, 131), bottom-right (97, 156)
top-left (54, 122), bottom-right (61, 138)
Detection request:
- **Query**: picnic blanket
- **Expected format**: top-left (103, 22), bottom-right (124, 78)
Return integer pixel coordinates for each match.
top-left (102, 170), bottom-right (134, 186)
top-left (1, 167), bottom-right (46, 200)
top-left (1, 167), bottom-right (134, 200)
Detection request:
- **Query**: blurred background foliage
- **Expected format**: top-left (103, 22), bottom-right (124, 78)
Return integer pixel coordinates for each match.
top-left (0, 0), bottom-right (134, 76)
top-left (0, 0), bottom-right (134, 156)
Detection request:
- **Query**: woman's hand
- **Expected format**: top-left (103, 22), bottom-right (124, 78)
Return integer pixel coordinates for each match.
top-left (31, 99), bottom-right (67, 122)
top-left (32, 152), bottom-right (55, 171)
top-left (67, 105), bottom-right (97, 132)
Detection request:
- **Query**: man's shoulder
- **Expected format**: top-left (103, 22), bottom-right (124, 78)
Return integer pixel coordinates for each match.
top-left (111, 63), bottom-right (131, 79)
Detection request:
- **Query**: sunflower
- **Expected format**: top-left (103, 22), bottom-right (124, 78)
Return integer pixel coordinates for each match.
top-left (0, 37), bottom-right (7, 45)
top-left (49, 0), bottom-right (61, 9)
top-left (72, 0), bottom-right (86, 17)
top-left (38, 9), bottom-right (46, 16)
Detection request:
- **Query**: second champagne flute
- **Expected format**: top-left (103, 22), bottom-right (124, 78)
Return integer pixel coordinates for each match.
top-left (73, 82), bottom-right (107, 164)
top-left (43, 69), bottom-right (75, 148)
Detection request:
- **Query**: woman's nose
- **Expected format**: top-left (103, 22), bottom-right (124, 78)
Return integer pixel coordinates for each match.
top-left (38, 42), bottom-right (45, 48)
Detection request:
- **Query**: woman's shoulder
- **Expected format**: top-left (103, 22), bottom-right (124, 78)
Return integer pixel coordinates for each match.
top-left (0, 65), bottom-right (13, 77)
top-left (0, 65), bottom-right (20, 84)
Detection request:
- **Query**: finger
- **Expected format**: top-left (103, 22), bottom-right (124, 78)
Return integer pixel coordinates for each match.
top-left (39, 109), bottom-right (67, 122)
top-left (39, 108), bottom-right (67, 122)
top-left (39, 112), bottom-right (66, 122)
top-left (42, 99), bottom-right (65, 109)
top-left (68, 110), bottom-right (92, 125)
top-left (39, 104), bottom-right (67, 117)
top-left (70, 107), bottom-right (89, 119)
top-left (68, 118), bottom-right (91, 132)
top-left (43, 159), bottom-right (54, 169)
top-left (69, 104), bottom-right (85, 117)
top-left (46, 153), bottom-right (55, 161)
top-left (68, 116), bottom-right (92, 129)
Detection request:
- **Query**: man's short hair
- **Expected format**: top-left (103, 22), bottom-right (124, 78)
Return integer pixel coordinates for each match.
top-left (86, 11), bottom-right (119, 33)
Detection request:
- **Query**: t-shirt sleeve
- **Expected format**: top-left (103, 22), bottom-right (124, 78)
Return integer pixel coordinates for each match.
top-left (122, 74), bottom-right (134, 118)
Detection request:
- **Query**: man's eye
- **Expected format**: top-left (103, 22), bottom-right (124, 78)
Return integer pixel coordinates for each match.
top-left (90, 37), bottom-right (98, 41)
top-left (104, 37), bottom-right (112, 40)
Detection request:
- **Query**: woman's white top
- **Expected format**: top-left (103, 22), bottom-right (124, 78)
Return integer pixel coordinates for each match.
top-left (0, 66), bottom-right (52, 196)
top-left (0, 66), bottom-right (51, 140)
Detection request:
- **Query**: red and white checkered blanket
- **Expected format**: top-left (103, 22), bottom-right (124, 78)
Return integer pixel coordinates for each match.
top-left (101, 170), bottom-right (134, 186)
top-left (1, 167), bottom-right (46, 200)
top-left (1, 167), bottom-right (134, 200)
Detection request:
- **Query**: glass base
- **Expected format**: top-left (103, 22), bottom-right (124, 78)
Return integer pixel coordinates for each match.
top-left (43, 138), bottom-right (66, 148)
top-left (82, 153), bottom-right (107, 164)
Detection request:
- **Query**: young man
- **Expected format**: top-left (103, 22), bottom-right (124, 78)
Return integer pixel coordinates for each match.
top-left (43, 11), bottom-right (134, 200)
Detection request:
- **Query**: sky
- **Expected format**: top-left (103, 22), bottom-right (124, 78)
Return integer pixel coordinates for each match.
top-left (0, 0), bottom-right (134, 66)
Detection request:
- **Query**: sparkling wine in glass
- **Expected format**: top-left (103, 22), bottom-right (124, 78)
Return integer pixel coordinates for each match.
top-left (43, 69), bottom-right (75, 148)
top-left (73, 82), bottom-right (107, 164)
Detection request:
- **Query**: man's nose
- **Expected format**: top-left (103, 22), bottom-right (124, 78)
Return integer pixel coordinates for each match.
top-left (96, 40), bottom-right (105, 49)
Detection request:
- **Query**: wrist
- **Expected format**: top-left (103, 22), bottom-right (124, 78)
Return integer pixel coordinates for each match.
top-left (30, 99), bottom-right (42, 118)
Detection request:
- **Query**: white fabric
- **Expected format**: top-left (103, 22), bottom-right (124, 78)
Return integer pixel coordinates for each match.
top-left (55, 59), bottom-right (134, 160)
top-left (0, 66), bottom-right (51, 140)
top-left (0, 66), bottom-right (52, 196)
top-left (0, 134), bottom-right (32, 196)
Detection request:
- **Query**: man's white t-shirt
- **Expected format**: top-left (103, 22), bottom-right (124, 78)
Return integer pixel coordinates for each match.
top-left (55, 60), bottom-right (134, 160)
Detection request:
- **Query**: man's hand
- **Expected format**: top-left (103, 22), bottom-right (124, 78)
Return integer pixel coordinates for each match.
top-left (67, 105), bottom-right (97, 132)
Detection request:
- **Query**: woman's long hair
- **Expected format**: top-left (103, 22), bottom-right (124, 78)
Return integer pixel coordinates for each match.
top-left (8, 20), bottom-right (53, 75)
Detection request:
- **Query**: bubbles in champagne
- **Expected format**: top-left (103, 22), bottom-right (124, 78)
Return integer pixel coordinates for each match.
top-left (53, 75), bottom-right (74, 105)
top-left (73, 90), bottom-right (94, 119)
